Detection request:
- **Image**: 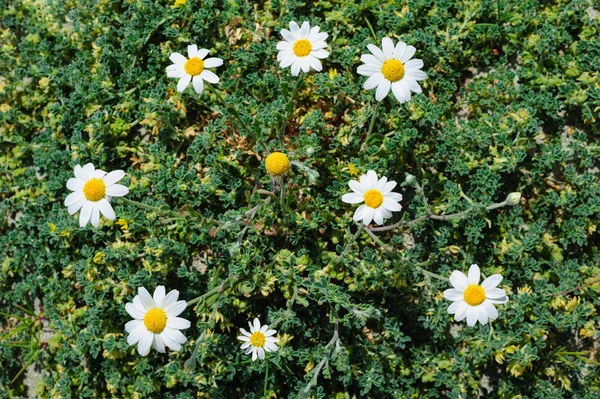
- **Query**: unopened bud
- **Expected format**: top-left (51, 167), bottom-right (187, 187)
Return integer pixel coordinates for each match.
top-left (404, 174), bottom-right (417, 186)
top-left (506, 192), bottom-right (522, 206)
top-left (228, 242), bottom-right (240, 257)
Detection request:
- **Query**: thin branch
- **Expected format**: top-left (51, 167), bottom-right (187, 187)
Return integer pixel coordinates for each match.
top-left (368, 200), bottom-right (510, 232)
top-left (298, 322), bottom-right (340, 399)
top-left (548, 277), bottom-right (600, 297)
top-left (335, 223), bottom-right (365, 264)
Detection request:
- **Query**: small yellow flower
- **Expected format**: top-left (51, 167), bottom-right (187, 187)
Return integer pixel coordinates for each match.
top-left (265, 152), bottom-right (290, 176)
top-left (174, 0), bottom-right (186, 5)
top-left (346, 163), bottom-right (359, 176)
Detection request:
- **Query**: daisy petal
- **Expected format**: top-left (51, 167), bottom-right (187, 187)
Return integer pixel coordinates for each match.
top-left (125, 303), bottom-right (146, 320)
top-left (381, 37), bottom-right (394, 58)
top-left (400, 45), bottom-right (416, 63)
top-left (449, 271), bottom-right (469, 290)
top-left (362, 207), bottom-right (375, 225)
top-left (97, 199), bottom-right (116, 220)
top-left (466, 307), bottom-right (478, 326)
top-left (342, 193), bottom-right (364, 204)
top-left (153, 334), bottom-right (166, 353)
top-left (138, 287), bottom-right (155, 310)
top-left (153, 286), bottom-right (166, 308)
top-left (404, 59), bottom-right (424, 70)
top-left (482, 274), bottom-right (503, 290)
top-left (197, 49), bottom-right (210, 60)
top-left (367, 44), bottom-right (386, 62)
top-left (468, 264), bottom-right (480, 285)
top-left (360, 54), bottom-right (383, 66)
top-left (65, 191), bottom-right (84, 207)
top-left (161, 329), bottom-right (182, 352)
top-left (200, 70), bottom-right (219, 84)
top-left (105, 184), bottom-right (128, 197)
top-left (394, 41), bottom-right (407, 60)
top-left (126, 325), bottom-right (147, 345)
top-left (167, 317), bottom-right (191, 330)
top-left (102, 170), bottom-right (125, 186)
top-left (443, 289), bottom-right (464, 301)
top-left (166, 64), bottom-right (185, 78)
top-left (164, 300), bottom-right (187, 318)
top-left (66, 178), bottom-right (84, 192)
top-left (300, 21), bottom-right (310, 38)
top-left (364, 73), bottom-right (384, 90)
top-left (391, 80), bottom-right (411, 103)
top-left (357, 64), bottom-right (382, 77)
top-left (454, 301), bottom-right (468, 321)
top-left (193, 75), bottom-right (204, 94)
top-left (90, 204), bottom-right (100, 227)
top-left (405, 69), bottom-right (427, 81)
top-left (137, 331), bottom-right (153, 356)
top-left (79, 201), bottom-right (93, 227)
top-left (187, 44), bottom-right (198, 59)
top-left (125, 319), bottom-right (143, 333)
top-left (203, 57), bottom-right (223, 68)
top-left (373, 208), bottom-right (384, 225)
top-left (177, 74), bottom-right (192, 93)
top-left (375, 79), bottom-right (391, 101)
top-left (348, 180), bottom-right (366, 194)
top-left (169, 52), bottom-right (187, 65)
top-left (482, 300), bottom-right (499, 320)
top-left (280, 29), bottom-right (295, 43)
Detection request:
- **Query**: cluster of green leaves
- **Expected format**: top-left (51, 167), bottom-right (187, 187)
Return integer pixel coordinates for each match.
top-left (1, 0), bottom-right (600, 397)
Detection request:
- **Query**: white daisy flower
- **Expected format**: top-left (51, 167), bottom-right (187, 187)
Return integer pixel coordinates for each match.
top-left (276, 21), bottom-right (329, 76)
top-left (357, 37), bottom-right (427, 102)
top-left (443, 264), bottom-right (509, 327)
top-left (124, 286), bottom-right (191, 356)
top-left (64, 163), bottom-right (129, 228)
top-left (166, 44), bottom-right (223, 94)
top-left (341, 170), bottom-right (403, 226)
top-left (237, 318), bottom-right (279, 361)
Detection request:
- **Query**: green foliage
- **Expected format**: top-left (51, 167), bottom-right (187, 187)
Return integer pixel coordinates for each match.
top-left (2, 0), bottom-right (600, 397)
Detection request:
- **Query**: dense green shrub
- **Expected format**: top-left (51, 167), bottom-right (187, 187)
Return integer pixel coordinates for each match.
top-left (1, 0), bottom-right (600, 397)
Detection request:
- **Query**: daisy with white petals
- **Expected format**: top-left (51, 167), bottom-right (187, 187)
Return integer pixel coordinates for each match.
top-left (276, 21), bottom-right (329, 76)
top-left (443, 264), bottom-right (509, 327)
top-left (125, 286), bottom-right (191, 356)
top-left (166, 45), bottom-right (223, 94)
top-left (237, 318), bottom-right (279, 361)
top-left (358, 37), bottom-right (427, 102)
top-left (64, 163), bottom-right (129, 228)
top-left (342, 170), bottom-right (403, 226)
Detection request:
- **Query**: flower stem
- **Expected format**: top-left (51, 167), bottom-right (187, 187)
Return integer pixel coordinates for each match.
top-left (186, 280), bottom-right (228, 307)
top-left (278, 74), bottom-right (304, 149)
top-left (276, 176), bottom-right (288, 220)
top-left (361, 101), bottom-right (381, 150)
top-left (367, 198), bottom-right (512, 233)
top-left (119, 197), bottom-right (182, 218)
top-left (416, 267), bottom-right (449, 282)
top-left (263, 360), bottom-right (269, 398)
top-left (335, 223), bottom-right (365, 264)
top-left (206, 84), bottom-right (254, 137)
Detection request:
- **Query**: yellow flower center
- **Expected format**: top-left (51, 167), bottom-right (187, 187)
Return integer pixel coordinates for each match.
top-left (184, 57), bottom-right (204, 76)
top-left (363, 189), bottom-right (383, 208)
top-left (293, 39), bottom-right (312, 57)
top-left (265, 152), bottom-right (290, 176)
top-left (144, 308), bottom-right (167, 333)
top-left (463, 285), bottom-right (486, 306)
top-left (381, 59), bottom-right (405, 82)
top-left (250, 332), bottom-right (266, 347)
top-left (83, 178), bottom-right (106, 202)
